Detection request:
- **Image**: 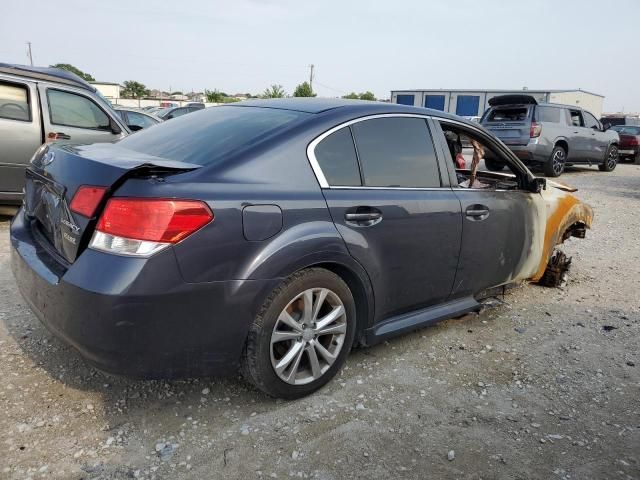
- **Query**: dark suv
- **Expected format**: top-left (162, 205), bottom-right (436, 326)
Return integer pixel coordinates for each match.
top-left (481, 95), bottom-right (619, 177)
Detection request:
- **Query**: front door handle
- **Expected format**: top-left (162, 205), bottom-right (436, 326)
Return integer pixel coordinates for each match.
top-left (47, 132), bottom-right (71, 141)
top-left (465, 205), bottom-right (490, 221)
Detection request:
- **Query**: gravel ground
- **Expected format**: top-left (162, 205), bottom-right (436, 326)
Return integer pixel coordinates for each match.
top-left (1, 163), bottom-right (639, 480)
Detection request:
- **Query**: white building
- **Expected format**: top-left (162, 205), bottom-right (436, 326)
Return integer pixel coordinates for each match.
top-left (390, 88), bottom-right (605, 118)
top-left (90, 82), bottom-right (123, 101)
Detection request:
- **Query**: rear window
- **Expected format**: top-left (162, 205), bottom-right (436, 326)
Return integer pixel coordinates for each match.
top-left (486, 107), bottom-right (529, 122)
top-left (535, 106), bottom-right (562, 123)
top-left (118, 106), bottom-right (309, 165)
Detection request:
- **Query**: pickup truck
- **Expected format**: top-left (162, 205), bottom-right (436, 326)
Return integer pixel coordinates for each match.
top-left (0, 63), bottom-right (129, 208)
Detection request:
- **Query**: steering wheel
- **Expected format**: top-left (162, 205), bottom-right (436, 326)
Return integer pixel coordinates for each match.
top-left (0, 103), bottom-right (28, 118)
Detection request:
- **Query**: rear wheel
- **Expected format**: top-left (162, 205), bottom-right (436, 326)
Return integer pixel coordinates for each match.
top-left (484, 157), bottom-right (505, 171)
top-left (242, 268), bottom-right (356, 399)
top-left (544, 146), bottom-right (566, 177)
top-left (598, 145), bottom-right (618, 171)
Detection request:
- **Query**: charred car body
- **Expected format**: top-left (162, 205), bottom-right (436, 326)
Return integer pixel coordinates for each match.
top-left (11, 99), bottom-right (593, 398)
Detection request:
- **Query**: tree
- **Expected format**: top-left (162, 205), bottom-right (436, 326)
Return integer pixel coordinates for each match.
top-left (205, 89), bottom-right (225, 103)
top-left (342, 91), bottom-right (376, 101)
top-left (121, 80), bottom-right (149, 99)
top-left (293, 81), bottom-right (316, 97)
top-left (50, 63), bottom-right (94, 82)
top-left (263, 84), bottom-right (286, 98)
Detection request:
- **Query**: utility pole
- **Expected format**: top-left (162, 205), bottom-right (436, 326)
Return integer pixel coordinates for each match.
top-left (26, 42), bottom-right (33, 66)
top-left (309, 64), bottom-right (314, 91)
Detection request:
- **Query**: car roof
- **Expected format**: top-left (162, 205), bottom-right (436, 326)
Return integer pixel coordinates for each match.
top-left (229, 97), bottom-right (466, 121)
top-left (0, 62), bottom-right (95, 92)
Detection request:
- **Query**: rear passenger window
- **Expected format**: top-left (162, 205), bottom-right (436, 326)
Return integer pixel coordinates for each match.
top-left (535, 106), bottom-right (561, 123)
top-left (351, 117), bottom-right (440, 188)
top-left (314, 127), bottom-right (361, 186)
top-left (0, 82), bottom-right (30, 122)
top-left (47, 89), bottom-right (110, 129)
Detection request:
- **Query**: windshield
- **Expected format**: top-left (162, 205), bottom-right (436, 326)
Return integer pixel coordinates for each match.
top-left (118, 105), bottom-right (310, 166)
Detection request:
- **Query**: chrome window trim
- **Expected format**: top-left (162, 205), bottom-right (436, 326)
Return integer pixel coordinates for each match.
top-left (307, 113), bottom-right (445, 189)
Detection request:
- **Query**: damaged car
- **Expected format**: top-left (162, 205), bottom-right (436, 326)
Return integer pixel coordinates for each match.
top-left (10, 98), bottom-right (593, 399)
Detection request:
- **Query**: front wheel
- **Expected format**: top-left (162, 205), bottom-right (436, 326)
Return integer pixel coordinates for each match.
top-left (242, 268), bottom-right (356, 399)
top-left (544, 146), bottom-right (566, 177)
top-left (598, 145), bottom-right (618, 171)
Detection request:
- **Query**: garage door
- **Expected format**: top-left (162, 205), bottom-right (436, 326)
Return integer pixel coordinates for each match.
top-left (455, 95), bottom-right (480, 116)
top-left (424, 95), bottom-right (446, 111)
top-left (396, 94), bottom-right (415, 106)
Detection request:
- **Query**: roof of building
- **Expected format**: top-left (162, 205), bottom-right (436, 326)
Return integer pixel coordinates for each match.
top-left (0, 63), bottom-right (95, 92)
top-left (391, 88), bottom-right (604, 98)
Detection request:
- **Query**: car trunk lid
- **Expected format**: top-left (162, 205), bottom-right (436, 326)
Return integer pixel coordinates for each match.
top-left (24, 143), bottom-right (200, 264)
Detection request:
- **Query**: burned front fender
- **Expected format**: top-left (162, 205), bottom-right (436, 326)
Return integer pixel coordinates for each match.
top-left (529, 182), bottom-right (594, 282)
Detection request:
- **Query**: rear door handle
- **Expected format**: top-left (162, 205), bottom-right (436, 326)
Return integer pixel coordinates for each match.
top-left (345, 207), bottom-right (382, 226)
top-left (48, 132), bottom-right (71, 141)
top-left (345, 212), bottom-right (381, 221)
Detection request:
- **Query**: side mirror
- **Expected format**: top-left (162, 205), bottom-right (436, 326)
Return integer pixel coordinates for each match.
top-left (591, 125), bottom-right (600, 131)
top-left (109, 117), bottom-right (122, 134)
top-left (530, 177), bottom-right (546, 193)
top-left (128, 124), bottom-right (143, 132)
top-left (603, 122), bottom-right (611, 131)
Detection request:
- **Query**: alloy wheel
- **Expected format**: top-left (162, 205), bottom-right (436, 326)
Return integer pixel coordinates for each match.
top-left (270, 288), bottom-right (347, 385)
top-left (552, 149), bottom-right (566, 175)
top-left (607, 146), bottom-right (618, 170)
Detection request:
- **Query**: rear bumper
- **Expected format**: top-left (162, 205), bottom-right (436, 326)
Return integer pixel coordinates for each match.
top-left (618, 147), bottom-right (639, 156)
top-left (10, 210), bottom-right (280, 378)
top-left (506, 142), bottom-right (552, 163)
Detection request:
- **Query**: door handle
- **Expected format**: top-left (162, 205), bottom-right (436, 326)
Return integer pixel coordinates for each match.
top-left (344, 207), bottom-right (383, 226)
top-left (465, 205), bottom-right (490, 220)
top-left (345, 212), bottom-right (381, 221)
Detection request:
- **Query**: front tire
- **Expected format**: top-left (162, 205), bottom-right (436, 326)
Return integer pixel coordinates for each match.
top-left (544, 146), bottom-right (566, 177)
top-left (598, 145), bottom-right (618, 171)
top-left (242, 268), bottom-right (356, 399)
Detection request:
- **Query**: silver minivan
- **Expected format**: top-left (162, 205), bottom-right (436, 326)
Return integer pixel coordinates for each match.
top-left (480, 95), bottom-right (619, 177)
top-left (0, 63), bottom-right (129, 207)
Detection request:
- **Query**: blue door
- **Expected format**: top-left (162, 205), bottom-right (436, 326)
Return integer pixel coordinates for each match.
top-left (396, 94), bottom-right (415, 106)
top-left (455, 95), bottom-right (480, 116)
top-left (425, 95), bottom-right (446, 111)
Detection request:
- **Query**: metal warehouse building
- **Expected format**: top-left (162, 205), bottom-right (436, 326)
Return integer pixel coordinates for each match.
top-left (390, 89), bottom-right (605, 118)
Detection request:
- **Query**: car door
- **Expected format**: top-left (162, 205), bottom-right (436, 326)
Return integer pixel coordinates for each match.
top-left (582, 110), bottom-right (608, 161)
top-left (434, 119), bottom-right (537, 297)
top-left (566, 108), bottom-right (591, 162)
top-left (0, 78), bottom-right (41, 198)
top-left (38, 84), bottom-right (126, 145)
top-left (312, 116), bottom-right (463, 322)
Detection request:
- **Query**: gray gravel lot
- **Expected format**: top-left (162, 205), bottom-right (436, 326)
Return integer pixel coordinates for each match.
top-left (1, 164), bottom-right (639, 480)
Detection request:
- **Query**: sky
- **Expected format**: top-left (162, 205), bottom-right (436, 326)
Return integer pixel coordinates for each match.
top-left (1, 0), bottom-right (638, 112)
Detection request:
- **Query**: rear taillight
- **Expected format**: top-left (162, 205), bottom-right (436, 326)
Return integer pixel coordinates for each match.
top-left (90, 198), bottom-right (213, 257)
top-left (628, 136), bottom-right (639, 146)
top-left (70, 186), bottom-right (108, 217)
top-left (530, 121), bottom-right (542, 138)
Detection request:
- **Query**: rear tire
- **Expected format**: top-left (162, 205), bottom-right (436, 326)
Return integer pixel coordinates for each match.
top-left (484, 158), bottom-right (505, 171)
top-left (598, 145), bottom-right (618, 172)
top-left (242, 268), bottom-right (356, 399)
top-left (544, 146), bottom-right (566, 177)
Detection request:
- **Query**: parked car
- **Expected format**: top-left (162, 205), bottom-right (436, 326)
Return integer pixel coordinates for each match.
top-left (480, 95), bottom-right (619, 177)
top-left (611, 125), bottom-right (640, 163)
top-left (11, 98), bottom-right (593, 399)
top-left (113, 106), bottom-right (162, 131)
top-left (156, 105), bottom-right (201, 120)
top-left (0, 63), bottom-right (129, 207)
